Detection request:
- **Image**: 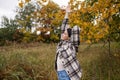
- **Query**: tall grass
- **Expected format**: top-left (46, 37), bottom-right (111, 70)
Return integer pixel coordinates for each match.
top-left (0, 42), bottom-right (120, 80)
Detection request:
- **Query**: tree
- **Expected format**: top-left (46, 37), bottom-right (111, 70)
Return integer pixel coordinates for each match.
top-left (17, 0), bottom-right (62, 43)
top-left (0, 16), bottom-right (18, 45)
top-left (36, 0), bottom-right (60, 28)
top-left (16, 0), bottom-right (40, 31)
top-left (69, 0), bottom-right (120, 43)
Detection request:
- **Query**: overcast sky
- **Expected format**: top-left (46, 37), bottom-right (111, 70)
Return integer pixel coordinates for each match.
top-left (0, 0), bottom-right (70, 27)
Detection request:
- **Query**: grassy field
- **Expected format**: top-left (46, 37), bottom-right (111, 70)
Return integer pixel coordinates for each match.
top-left (0, 42), bottom-right (120, 80)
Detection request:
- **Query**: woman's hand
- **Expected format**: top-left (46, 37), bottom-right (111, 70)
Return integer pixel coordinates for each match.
top-left (66, 4), bottom-right (71, 13)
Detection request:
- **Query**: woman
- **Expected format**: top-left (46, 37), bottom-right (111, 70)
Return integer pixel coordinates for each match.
top-left (55, 4), bottom-right (82, 80)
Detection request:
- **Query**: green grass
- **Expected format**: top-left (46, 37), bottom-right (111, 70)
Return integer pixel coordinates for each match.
top-left (0, 42), bottom-right (120, 80)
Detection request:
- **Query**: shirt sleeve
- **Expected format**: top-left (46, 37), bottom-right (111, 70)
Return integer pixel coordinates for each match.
top-left (60, 12), bottom-right (69, 40)
top-left (70, 25), bottom-right (80, 48)
top-left (61, 18), bottom-right (69, 33)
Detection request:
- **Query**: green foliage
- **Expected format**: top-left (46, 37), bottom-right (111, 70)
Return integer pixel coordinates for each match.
top-left (109, 14), bottom-right (120, 41)
top-left (50, 30), bottom-right (60, 43)
top-left (16, 1), bottom-right (39, 31)
top-left (13, 29), bottom-right (24, 43)
top-left (0, 54), bottom-right (7, 72)
top-left (0, 16), bottom-right (18, 45)
top-left (21, 31), bottom-right (37, 43)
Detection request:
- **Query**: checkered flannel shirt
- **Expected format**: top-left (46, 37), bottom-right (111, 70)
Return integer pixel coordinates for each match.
top-left (55, 19), bottom-right (82, 80)
top-left (55, 40), bottom-right (82, 80)
top-left (60, 18), bottom-right (70, 35)
top-left (60, 18), bottom-right (80, 52)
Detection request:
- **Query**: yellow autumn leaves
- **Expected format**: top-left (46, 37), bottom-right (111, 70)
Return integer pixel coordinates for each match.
top-left (19, 0), bottom-right (31, 8)
top-left (17, 0), bottom-right (120, 44)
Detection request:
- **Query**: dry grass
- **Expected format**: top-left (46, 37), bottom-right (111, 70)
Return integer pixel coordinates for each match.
top-left (0, 42), bottom-right (120, 80)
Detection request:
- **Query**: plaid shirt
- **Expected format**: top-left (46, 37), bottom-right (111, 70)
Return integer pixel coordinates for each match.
top-left (71, 25), bottom-right (80, 47)
top-left (55, 19), bottom-right (82, 80)
top-left (60, 19), bottom-right (80, 52)
top-left (60, 18), bottom-right (70, 35)
top-left (55, 40), bottom-right (82, 80)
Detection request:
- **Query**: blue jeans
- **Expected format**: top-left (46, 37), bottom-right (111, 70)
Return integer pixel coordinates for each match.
top-left (57, 70), bottom-right (70, 80)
